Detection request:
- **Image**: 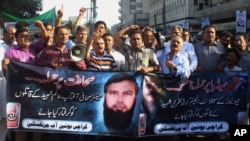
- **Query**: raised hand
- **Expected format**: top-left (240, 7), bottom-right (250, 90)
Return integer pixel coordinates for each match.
top-left (57, 5), bottom-right (64, 18)
top-left (79, 7), bottom-right (87, 17)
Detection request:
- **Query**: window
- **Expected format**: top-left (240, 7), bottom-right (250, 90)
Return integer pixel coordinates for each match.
top-left (194, 0), bottom-right (199, 5)
top-left (205, 0), bottom-right (210, 6)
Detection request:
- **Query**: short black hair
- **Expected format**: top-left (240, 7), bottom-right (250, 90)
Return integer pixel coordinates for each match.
top-left (54, 26), bottom-right (69, 35)
top-left (15, 21), bottom-right (29, 30)
top-left (220, 31), bottom-right (233, 38)
top-left (94, 20), bottom-right (107, 29)
top-left (104, 73), bottom-right (138, 94)
top-left (102, 33), bottom-right (113, 38)
top-left (183, 28), bottom-right (190, 33)
top-left (234, 32), bottom-right (249, 41)
top-left (227, 48), bottom-right (241, 63)
top-left (15, 27), bottom-right (29, 38)
top-left (3, 26), bottom-right (15, 34)
top-left (128, 29), bottom-right (142, 38)
top-left (202, 25), bottom-right (216, 33)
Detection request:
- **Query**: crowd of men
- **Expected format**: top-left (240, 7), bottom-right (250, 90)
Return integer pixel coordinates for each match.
top-left (1, 6), bottom-right (250, 141)
top-left (1, 6), bottom-right (250, 78)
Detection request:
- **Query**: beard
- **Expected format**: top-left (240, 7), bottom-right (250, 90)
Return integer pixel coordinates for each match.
top-left (103, 100), bottom-right (135, 131)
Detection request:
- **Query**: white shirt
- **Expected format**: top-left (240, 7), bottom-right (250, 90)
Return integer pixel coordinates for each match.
top-left (224, 66), bottom-right (243, 71)
top-left (0, 41), bottom-right (17, 75)
top-left (157, 50), bottom-right (190, 79)
top-left (110, 49), bottom-right (125, 71)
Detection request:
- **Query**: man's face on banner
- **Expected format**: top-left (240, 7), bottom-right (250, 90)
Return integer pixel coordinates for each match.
top-left (105, 80), bottom-right (137, 113)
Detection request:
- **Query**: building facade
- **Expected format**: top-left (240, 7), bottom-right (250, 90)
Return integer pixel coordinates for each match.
top-left (112, 0), bottom-right (249, 35)
top-left (112, 0), bottom-right (149, 33)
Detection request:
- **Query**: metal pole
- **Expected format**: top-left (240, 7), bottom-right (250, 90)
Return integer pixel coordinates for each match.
top-left (154, 14), bottom-right (157, 27)
top-left (246, 4), bottom-right (248, 34)
top-left (162, 0), bottom-right (166, 34)
top-left (92, 0), bottom-right (97, 23)
top-left (89, 0), bottom-right (93, 34)
top-left (86, 8), bottom-right (89, 26)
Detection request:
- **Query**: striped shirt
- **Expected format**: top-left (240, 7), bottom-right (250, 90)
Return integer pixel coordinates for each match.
top-left (86, 51), bottom-right (117, 71)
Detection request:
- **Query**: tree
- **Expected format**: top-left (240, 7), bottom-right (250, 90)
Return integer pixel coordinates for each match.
top-left (0, 0), bottom-right (43, 18)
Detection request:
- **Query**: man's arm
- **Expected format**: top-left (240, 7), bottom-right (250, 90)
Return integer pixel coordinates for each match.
top-left (72, 7), bottom-right (86, 35)
top-left (34, 20), bottom-right (49, 44)
top-left (55, 5), bottom-right (64, 27)
top-left (113, 25), bottom-right (140, 49)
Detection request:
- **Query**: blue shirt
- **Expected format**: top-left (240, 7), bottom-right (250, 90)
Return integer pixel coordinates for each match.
top-left (157, 49), bottom-right (191, 79)
top-left (194, 41), bottom-right (226, 72)
top-left (165, 41), bottom-right (198, 72)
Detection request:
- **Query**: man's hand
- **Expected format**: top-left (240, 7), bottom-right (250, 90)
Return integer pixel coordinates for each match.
top-left (165, 60), bottom-right (176, 69)
top-left (34, 20), bottom-right (44, 28)
top-left (2, 58), bottom-right (10, 77)
top-left (79, 7), bottom-right (87, 17)
top-left (57, 5), bottom-right (64, 18)
top-left (51, 60), bottom-right (62, 68)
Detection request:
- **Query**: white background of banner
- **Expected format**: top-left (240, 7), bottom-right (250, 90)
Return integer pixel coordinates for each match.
top-left (236, 10), bottom-right (247, 33)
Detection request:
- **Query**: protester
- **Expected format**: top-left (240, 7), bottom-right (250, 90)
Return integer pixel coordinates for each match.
top-left (224, 48), bottom-right (242, 71)
top-left (85, 31), bottom-right (117, 71)
top-left (29, 20), bottom-right (54, 51)
top-left (233, 32), bottom-right (250, 71)
top-left (2, 21), bottom-right (47, 141)
top-left (157, 35), bottom-right (190, 79)
top-left (72, 7), bottom-right (87, 35)
top-left (114, 25), bottom-right (160, 73)
top-left (142, 26), bottom-right (159, 52)
top-left (2, 22), bottom-right (45, 76)
top-left (36, 26), bottom-right (86, 70)
top-left (219, 30), bottom-right (233, 50)
top-left (113, 25), bottom-right (134, 56)
top-left (103, 33), bottom-right (125, 71)
top-left (0, 26), bottom-right (17, 75)
top-left (163, 25), bottom-right (197, 74)
top-left (94, 20), bottom-right (107, 37)
top-left (0, 25), bottom-right (16, 129)
top-left (194, 25), bottom-right (226, 73)
top-left (74, 25), bottom-right (88, 45)
top-left (182, 28), bottom-right (191, 42)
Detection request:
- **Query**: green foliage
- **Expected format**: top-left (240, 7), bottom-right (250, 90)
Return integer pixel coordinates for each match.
top-left (0, 0), bottom-right (43, 18)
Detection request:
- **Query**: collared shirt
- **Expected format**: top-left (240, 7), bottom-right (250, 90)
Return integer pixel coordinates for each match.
top-left (157, 49), bottom-right (190, 79)
top-left (86, 51), bottom-right (117, 71)
top-left (224, 66), bottom-right (243, 71)
top-left (165, 41), bottom-right (198, 72)
top-left (29, 39), bottom-right (47, 49)
top-left (0, 42), bottom-right (10, 72)
top-left (124, 45), bottom-right (159, 71)
top-left (194, 41), bottom-right (226, 72)
top-left (5, 42), bottom-right (42, 64)
top-left (0, 40), bottom-right (17, 48)
top-left (110, 49), bottom-right (125, 71)
top-left (0, 40), bottom-right (17, 53)
top-left (36, 45), bottom-right (86, 70)
top-left (238, 47), bottom-right (250, 71)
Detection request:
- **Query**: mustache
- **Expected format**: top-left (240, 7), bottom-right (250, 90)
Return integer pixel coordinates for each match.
top-left (112, 103), bottom-right (127, 112)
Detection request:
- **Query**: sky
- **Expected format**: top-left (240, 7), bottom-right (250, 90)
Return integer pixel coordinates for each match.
top-left (40, 0), bottom-right (120, 28)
